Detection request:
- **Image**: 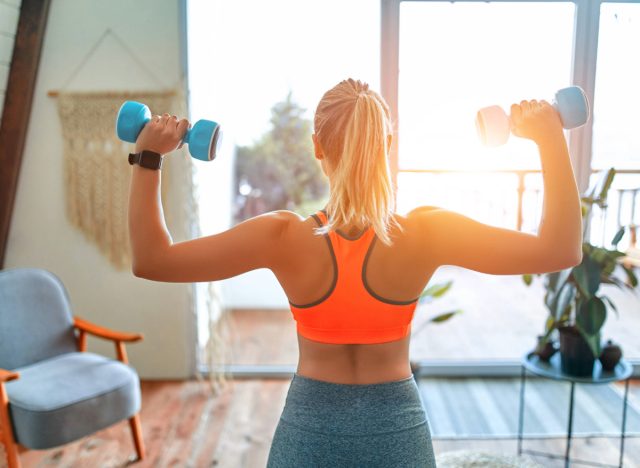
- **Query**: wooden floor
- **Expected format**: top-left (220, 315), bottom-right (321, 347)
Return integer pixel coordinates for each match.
top-left (8, 378), bottom-right (640, 468)
top-left (7, 266), bottom-right (640, 467)
top-left (220, 265), bottom-right (640, 365)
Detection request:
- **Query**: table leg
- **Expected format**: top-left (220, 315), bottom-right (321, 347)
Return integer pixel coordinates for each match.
top-left (619, 378), bottom-right (629, 468)
top-left (517, 365), bottom-right (526, 456)
top-left (565, 381), bottom-right (575, 468)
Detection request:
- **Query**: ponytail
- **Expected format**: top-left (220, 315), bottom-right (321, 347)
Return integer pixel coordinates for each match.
top-left (313, 78), bottom-right (402, 246)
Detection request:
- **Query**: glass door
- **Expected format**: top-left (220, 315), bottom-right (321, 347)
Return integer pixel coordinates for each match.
top-left (396, 1), bottom-right (576, 362)
top-left (187, 0), bottom-right (380, 369)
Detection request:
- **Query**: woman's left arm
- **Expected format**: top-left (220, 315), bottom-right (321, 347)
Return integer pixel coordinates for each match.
top-left (128, 113), bottom-right (291, 283)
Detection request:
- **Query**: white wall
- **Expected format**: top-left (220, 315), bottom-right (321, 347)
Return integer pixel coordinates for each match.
top-left (5, 0), bottom-right (196, 379)
top-left (0, 0), bottom-right (21, 119)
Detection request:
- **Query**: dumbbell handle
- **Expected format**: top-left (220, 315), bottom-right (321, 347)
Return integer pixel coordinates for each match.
top-left (116, 101), bottom-right (221, 161)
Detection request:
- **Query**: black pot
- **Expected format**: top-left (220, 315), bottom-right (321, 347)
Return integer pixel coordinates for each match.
top-left (534, 335), bottom-right (559, 361)
top-left (599, 339), bottom-right (623, 371)
top-left (558, 325), bottom-right (596, 377)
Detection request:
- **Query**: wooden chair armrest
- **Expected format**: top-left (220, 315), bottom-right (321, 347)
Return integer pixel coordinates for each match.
top-left (0, 368), bottom-right (19, 383)
top-left (73, 316), bottom-right (143, 343)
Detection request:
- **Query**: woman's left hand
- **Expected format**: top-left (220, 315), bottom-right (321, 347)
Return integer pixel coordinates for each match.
top-left (135, 113), bottom-right (190, 155)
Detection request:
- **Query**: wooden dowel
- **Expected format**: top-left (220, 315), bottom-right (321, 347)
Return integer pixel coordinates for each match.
top-left (47, 89), bottom-right (177, 98)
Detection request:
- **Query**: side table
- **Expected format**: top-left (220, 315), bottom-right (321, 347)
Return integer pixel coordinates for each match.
top-left (517, 351), bottom-right (633, 468)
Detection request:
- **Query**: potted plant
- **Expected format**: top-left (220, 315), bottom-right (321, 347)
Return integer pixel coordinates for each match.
top-left (522, 167), bottom-right (638, 376)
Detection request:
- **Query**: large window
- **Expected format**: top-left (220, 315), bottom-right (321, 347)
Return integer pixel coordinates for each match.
top-left (187, 0), bottom-right (640, 371)
top-left (389, 0), bottom-right (640, 364)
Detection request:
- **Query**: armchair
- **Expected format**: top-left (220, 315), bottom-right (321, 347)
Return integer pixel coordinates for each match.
top-left (0, 268), bottom-right (145, 467)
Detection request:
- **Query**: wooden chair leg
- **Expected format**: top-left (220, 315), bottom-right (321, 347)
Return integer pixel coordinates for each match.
top-left (0, 435), bottom-right (20, 468)
top-left (128, 413), bottom-right (145, 461)
top-left (1, 387), bottom-right (20, 468)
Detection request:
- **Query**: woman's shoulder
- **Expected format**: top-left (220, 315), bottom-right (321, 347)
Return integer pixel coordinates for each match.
top-left (404, 205), bottom-right (444, 228)
top-left (275, 207), bottom-right (445, 239)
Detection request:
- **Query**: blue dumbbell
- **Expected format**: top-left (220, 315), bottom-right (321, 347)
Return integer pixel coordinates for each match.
top-left (475, 86), bottom-right (590, 147)
top-left (116, 101), bottom-right (222, 161)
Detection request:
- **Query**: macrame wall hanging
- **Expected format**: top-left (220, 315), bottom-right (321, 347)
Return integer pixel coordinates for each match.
top-left (55, 90), bottom-right (181, 269)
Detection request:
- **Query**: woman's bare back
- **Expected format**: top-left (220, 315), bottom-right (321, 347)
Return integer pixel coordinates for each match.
top-left (271, 210), bottom-right (438, 384)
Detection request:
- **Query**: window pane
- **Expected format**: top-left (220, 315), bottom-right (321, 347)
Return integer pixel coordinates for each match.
top-left (592, 3), bottom-right (640, 170)
top-left (188, 0), bottom-right (379, 366)
top-left (589, 5), bottom-right (640, 361)
top-left (398, 2), bottom-right (576, 365)
top-left (398, 2), bottom-right (574, 175)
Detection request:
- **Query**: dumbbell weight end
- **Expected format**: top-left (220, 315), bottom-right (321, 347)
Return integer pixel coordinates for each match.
top-left (116, 101), bottom-right (151, 144)
top-left (475, 105), bottom-right (510, 147)
top-left (184, 120), bottom-right (223, 161)
top-left (554, 86), bottom-right (590, 130)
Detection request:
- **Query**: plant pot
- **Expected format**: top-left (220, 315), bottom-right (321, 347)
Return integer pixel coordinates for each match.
top-left (558, 325), bottom-right (596, 377)
top-left (534, 335), bottom-right (559, 361)
top-left (599, 339), bottom-right (623, 371)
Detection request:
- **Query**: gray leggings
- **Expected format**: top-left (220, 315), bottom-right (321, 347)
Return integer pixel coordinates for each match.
top-left (266, 373), bottom-right (437, 467)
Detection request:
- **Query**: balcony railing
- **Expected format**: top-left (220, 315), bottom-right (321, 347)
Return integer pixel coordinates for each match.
top-left (398, 168), bottom-right (640, 250)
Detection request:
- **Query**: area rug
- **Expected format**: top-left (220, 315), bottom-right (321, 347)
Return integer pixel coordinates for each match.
top-left (435, 450), bottom-right (544, 468)
top-left (418, 377), bottom-right (640, 438)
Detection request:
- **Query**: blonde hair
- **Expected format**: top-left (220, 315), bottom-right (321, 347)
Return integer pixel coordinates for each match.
top-left (313, 78), bottom-right (402, 246)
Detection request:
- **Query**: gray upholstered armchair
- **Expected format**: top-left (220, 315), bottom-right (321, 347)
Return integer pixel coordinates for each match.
top-left (0, 268), bottom-right (145, 467)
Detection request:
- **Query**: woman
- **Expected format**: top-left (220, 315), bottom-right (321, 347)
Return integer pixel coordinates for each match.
top-left (128, 78), bottom-right (582, 467)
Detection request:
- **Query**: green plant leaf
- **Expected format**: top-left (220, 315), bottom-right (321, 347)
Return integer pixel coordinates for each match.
top-left (621, 264), bottom-right (638, 288)
top-left (544, 315), bottom-right (556, 332)
top-left (576, 296), bottom-right (607, 335)
top-left (606, 274), bottom-right (637, 292)
top-left (554, 282), bottom-right (576, 322)
top-left (601, 295), bottom-right (619, 318)
top-left (596, 167), bottom-right (616, 202)
top-left (605, 249), bottom-right (627, 259)
top-left (572, 255), bottom-right (601, 298)
top-left (522, 274), bottom-right (533, 286)
top-left (580, 203), bottom-right (590, 218)
top-left (611, 227), bottom-right (625, 247)
top-left (602, 258), bottom-right (618, 276)
top-left (419, 280), bottom-right (453, 300)
top-left (428, 309), bottom-right (463, 323)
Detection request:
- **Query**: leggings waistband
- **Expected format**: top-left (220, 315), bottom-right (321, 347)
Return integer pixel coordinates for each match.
top-left (280, 373), bottom-right (428, 436)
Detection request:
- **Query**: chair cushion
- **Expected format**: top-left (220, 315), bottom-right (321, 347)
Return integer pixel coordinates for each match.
top-left (5, 352), bottom-right (141, 449)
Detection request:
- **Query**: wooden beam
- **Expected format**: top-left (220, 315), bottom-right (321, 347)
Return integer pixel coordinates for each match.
top-left (0, 0), bottom-right (51, 268)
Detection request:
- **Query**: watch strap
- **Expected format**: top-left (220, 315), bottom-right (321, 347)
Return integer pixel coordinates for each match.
top-left (129, 150), bottom-right (163, 170)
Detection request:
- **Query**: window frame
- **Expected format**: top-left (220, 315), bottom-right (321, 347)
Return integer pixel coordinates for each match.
top-left (380, 0), bottom-right (640, 377)
top-left (380, 0), bottom-right (640, 198)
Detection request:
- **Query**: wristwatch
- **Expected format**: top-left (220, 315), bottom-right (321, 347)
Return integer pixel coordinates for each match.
top-left (128, 150), bottom-right (163, 170)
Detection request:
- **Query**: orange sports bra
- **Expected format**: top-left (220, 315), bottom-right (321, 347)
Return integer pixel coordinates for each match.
top-left (289, 209), bottom-right (419, 345)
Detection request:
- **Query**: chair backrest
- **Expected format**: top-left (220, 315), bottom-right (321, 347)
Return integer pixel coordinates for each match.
top-left (0, 268), bottom-right (78, 370)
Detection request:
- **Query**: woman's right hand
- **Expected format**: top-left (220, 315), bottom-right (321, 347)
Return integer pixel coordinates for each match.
top-left (510, 99), bottom-right (564, 144)
top-left (135, 113), bottom-right (190, 155)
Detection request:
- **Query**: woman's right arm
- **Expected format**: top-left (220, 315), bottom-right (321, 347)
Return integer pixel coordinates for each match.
top-left (411, 99), bottom-right (583, 275)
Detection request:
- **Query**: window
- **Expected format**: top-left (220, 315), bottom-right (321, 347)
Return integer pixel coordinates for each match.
top-left (187, 0), bottom-right (380, 366)
top-left (397, 2), bottom-right (575, 224)
top-left (592, 3), bottom-right (640, 171)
